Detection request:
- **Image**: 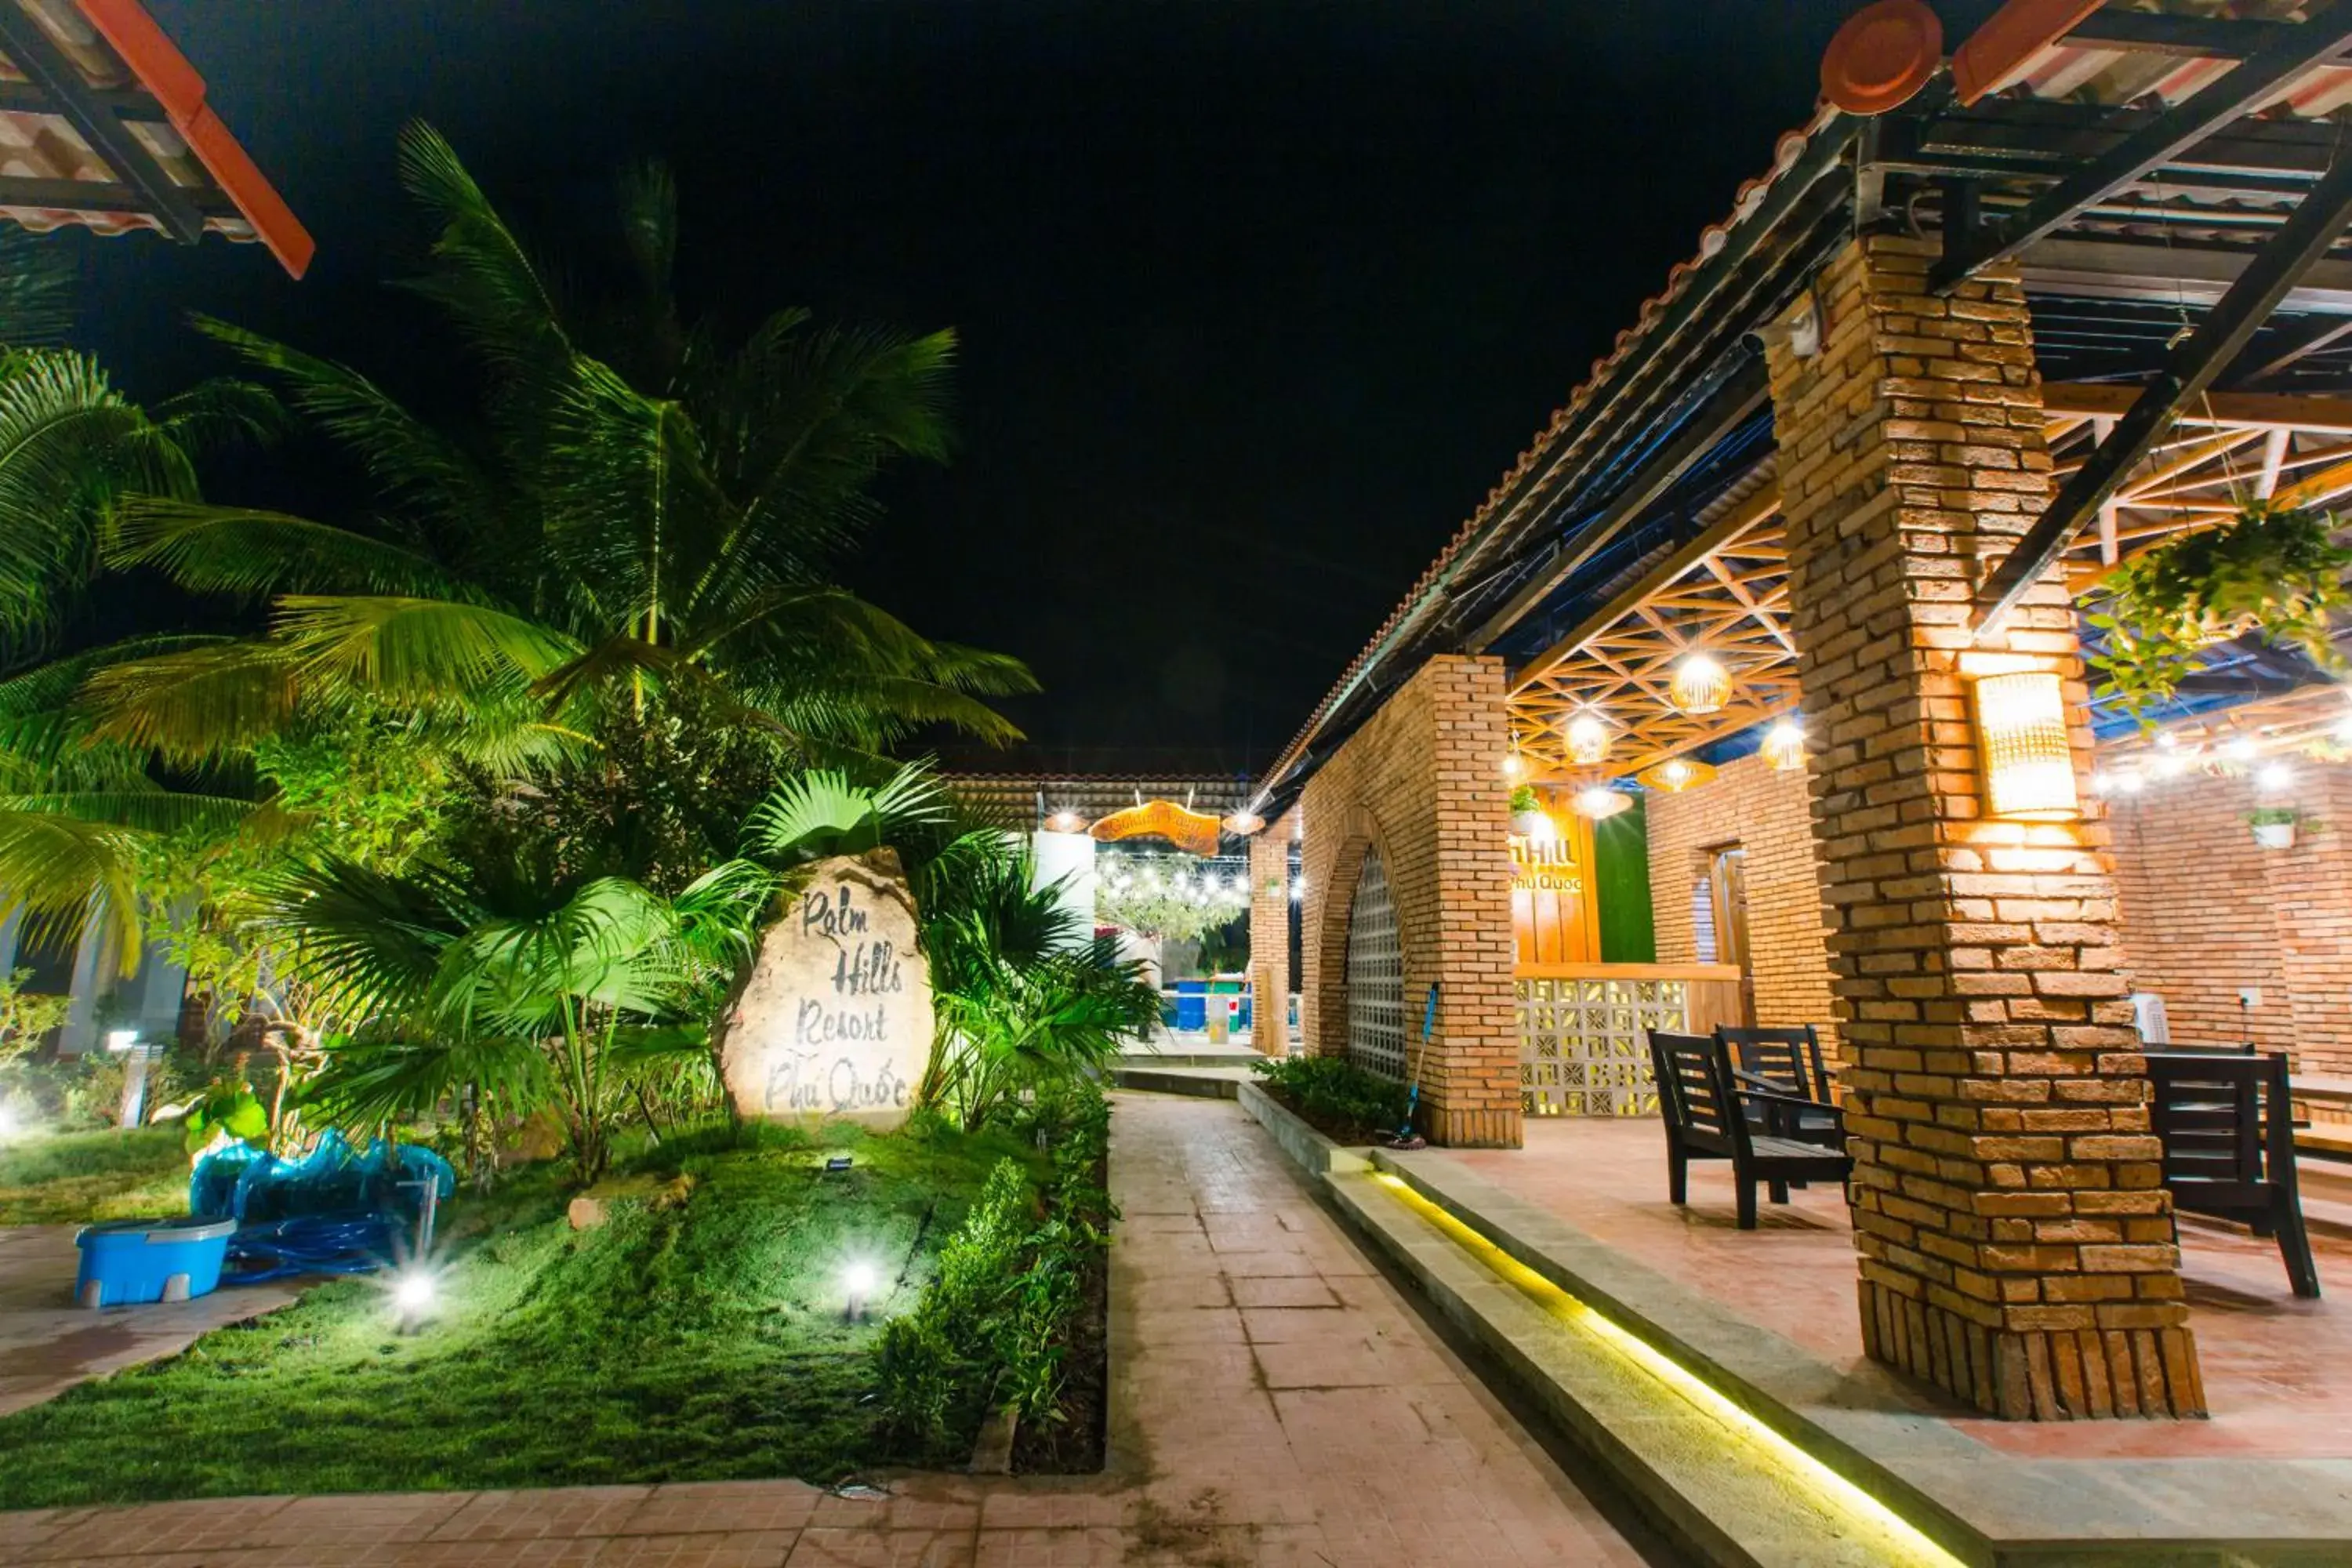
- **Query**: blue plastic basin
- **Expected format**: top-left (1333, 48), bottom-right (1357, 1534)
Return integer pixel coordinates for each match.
top-left (74, 1217), bottom-right (235, 1308)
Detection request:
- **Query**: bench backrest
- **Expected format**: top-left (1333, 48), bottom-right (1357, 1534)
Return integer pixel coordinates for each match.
top-left (1718, 1025), bottom-right (1828, 1101)
top-left (1649, 1029), bottom-right (1737, 1143)
top-left (2143, 1050), bottom-right (2297, 1203)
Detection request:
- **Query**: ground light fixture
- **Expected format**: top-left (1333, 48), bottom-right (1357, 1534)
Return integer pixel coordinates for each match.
top-left (391, 1269), bottom-right (436, 1333)
top-left (843, 1260), bottom-right (879, 1321)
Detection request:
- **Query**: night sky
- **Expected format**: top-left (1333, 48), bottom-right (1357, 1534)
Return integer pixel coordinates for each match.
top-left (77, 0), bottom-right (2002, 775)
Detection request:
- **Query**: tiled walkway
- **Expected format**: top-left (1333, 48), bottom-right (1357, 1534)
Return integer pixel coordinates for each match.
top-left (0, 1095), bottom-right (1653, 1566)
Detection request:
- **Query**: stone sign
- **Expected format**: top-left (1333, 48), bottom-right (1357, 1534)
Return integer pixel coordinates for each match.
top-left (715, 850), bottom-right (933, 1131)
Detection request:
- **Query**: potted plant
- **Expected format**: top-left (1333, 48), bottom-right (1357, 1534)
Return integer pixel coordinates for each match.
top-left (2247, 806), bottom-right (2305, 851)
top-left (2089, 503), bottom-right (2352, 720)
top-left (1508, 784), bottom-right (1549, 838)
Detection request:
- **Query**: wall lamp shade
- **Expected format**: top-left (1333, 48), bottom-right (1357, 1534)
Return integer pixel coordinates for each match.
top-left (1970, 670), bottom-right (2080, 822)
top-left (1670, 654), bottom-right (1730, 716)
top-left (1566, 714), bottom-right (1612, 766)
top-left (1221, 811), bottom-right (1266, 836)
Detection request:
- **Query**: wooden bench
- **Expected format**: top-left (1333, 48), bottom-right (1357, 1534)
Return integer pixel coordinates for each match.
top-left (2144, 1051), bottom-right (2321, 1299)
top-left (1647, 1029), bottom-right (1853, 1230)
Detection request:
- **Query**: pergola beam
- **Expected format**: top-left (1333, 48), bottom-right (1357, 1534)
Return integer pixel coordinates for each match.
top-left (2041, 382), bottom-right (2352, 432)
top-left (1931, 1), bottom-right (2352, 292)
top-left (1976, 151), bottom-right (2352, 637)
top-left (0, 2), bottom-right (203, 245)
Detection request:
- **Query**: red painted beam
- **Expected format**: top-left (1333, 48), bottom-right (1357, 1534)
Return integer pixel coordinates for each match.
top-left (69, 0), bottom-right (314, 278)
top-left (1951, 0), bottom-right (2110, 106)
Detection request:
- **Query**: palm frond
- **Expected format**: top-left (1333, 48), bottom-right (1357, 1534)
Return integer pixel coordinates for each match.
top-left (250, 857), bottom-right (471, 1022)
top-left (0, 808), bottom-right (144, 970)
top-left (0, 227), bottom-right (75, 347)
top-left (741, 762), bottom-right (956, 862)
top-left (189, 315), bottom-right (494, 539)
top-left (273, 595), bottom-right (582, 702)
top-left (77, 641), bottom-right (302, 763)
top-left (108, 496), bottom-right (473, 601)
top-left (303, 1033), bottom-right (550, 1131)
top-left (393, 121), bottom-right (572, 376)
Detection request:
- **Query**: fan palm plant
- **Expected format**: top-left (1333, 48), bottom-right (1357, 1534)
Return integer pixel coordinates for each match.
top-left (265, 851), bottom-right (773, 1184)
top-left (85, 124), bottom-right (1033, 795)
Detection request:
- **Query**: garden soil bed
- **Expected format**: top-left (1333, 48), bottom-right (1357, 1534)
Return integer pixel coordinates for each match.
top-left (1256, 1085), bottom-right (1388, 1147)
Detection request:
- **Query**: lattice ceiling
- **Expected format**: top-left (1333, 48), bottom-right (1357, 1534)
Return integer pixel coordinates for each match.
top-left (1508, 386), bottom-right (2352, 784)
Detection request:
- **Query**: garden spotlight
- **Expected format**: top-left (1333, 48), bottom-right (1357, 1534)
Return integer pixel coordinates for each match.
top-left (844, 1260), bottom-right (878, 1321)
top-left (393, 1270), bottom-right (436, 1331)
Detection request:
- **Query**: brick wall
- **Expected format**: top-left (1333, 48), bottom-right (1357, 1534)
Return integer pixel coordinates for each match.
top-left (1646, 753), bottom-right (1841, 1057)
top-left (1766, 234), bottom-right (2199, 1421)
top-left (1248, 816), bottom-right (1294, 1057)
top-left (2110, 768), bottom-right (2352, 1076)
top-left (1298, 655), bottom-right (1520, 1147)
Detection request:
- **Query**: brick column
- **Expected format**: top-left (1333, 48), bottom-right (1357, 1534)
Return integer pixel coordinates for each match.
top-left (1298, 655), bottom-right (1519, 1146)
top-left (1766, 234), bottom-right (2202, 1420)
top-left (1248, 816), bottom-right (1293, 1056)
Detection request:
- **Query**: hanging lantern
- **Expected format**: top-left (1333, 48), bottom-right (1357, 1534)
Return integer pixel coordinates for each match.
top-left (1637, 757), bottom-right (1717, 794)
top-left (1571, 786), bottom-right (1633, 821)
top-left (1762, 719), bottom-right (1805, 773)
top-left (1670, 653), bottom-right (1730, 715)
top-left (1969, 670), bottom-right (2080, 822)
top-left (1566, 713), bottom-right (1612, 766)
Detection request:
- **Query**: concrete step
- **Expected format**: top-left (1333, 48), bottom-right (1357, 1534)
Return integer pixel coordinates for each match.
top-left (1109, 1065), bottom-right (1247, 1099)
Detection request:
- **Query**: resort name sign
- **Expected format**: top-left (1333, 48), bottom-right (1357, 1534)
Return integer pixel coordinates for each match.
top-left (715, 850), bottom-right (934, 1131)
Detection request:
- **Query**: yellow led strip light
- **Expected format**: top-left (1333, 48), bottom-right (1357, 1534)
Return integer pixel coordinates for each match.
top-left (1371, 1173), bottom-right (1965, 1568)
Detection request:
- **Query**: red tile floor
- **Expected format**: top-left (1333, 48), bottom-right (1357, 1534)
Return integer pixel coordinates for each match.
top-left (1444, 1117), bottom-right (2352, 1460)
top-left (0, 1095), bottom-right (1657, 1567)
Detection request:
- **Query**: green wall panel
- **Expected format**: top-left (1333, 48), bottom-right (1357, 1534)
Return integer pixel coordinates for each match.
top-left (1595, 797), bottom-right (1656, 964)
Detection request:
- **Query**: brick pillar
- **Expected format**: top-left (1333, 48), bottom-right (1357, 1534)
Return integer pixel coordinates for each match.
top-left (1248, 817), bottom-right (1293, 1056)
top-left (1297, 655), bottom-right (1519, 1147)
top-left (1766, 234), bottom-right (2202, 1420)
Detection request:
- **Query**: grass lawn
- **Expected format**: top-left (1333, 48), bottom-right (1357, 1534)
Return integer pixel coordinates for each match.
top-left (0, 1127), bottom-right (190, 1225)
top-left (0, 1118), bottom-right (1036, 1506)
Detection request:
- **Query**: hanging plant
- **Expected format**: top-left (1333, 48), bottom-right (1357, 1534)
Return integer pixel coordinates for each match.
top-left (2245, 805), bottom-right (2310, 851)
top-left (2088, 503), bottom-right (2352, 721)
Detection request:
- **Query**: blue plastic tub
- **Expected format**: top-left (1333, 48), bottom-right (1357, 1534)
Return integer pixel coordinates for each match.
top-left (74, 1217), bottom-right (235, 1308)
top-left (1173, 979), bottom-right (1207, 1031)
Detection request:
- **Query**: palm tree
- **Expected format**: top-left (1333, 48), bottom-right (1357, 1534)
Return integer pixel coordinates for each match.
top-left (266, 851), bottom-right (773, 1184)
top-left (81, 124), bottom-right (1033, 875)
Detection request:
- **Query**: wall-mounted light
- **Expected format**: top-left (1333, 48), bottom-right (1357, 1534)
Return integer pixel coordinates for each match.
top-left (1968, 669), bottom-right (2079, 822)
top-left (1566, 713), bottom-right (1612, 766)
top-left (1669, 654), bottom-right (1730, 716)
top-left (1044, 810), bottom-right (1087, 834)
top-left (1761, 719), bottom-right (1805, 773)
top-left (1221, 811), bottom-right (1266, 835)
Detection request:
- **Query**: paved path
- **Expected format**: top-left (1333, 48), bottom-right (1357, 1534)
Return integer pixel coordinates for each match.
top-left (0, 1094), bottom-right (1649, 1566)
top-left (0, 1226), bottom-right (305, 1419)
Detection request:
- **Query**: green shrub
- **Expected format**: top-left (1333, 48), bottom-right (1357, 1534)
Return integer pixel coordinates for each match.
top-left (1250, 1053), bottom-right (1410, 1139)
top-left (877, 1083), bottom-right (1115, 1459)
